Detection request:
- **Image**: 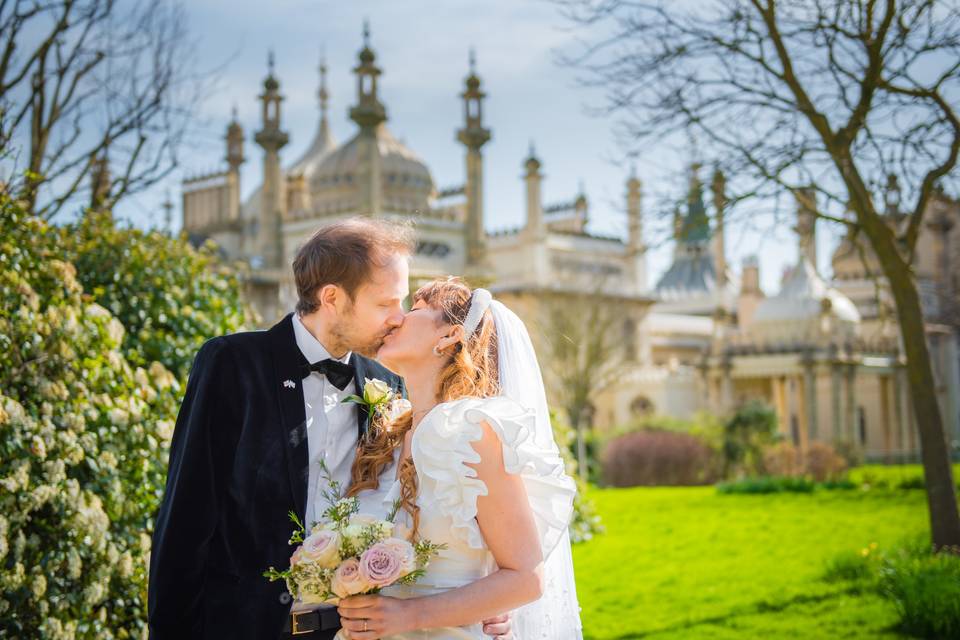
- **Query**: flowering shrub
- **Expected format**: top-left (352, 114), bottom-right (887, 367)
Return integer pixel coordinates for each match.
top-left (0, 199), bottom-right (183, 638)
top-left (763, 441), bottom-right (848, 481)
top-left (601, 430), bottom-right (722, 487)
top-left (61, 210), bottom-right (258, 380)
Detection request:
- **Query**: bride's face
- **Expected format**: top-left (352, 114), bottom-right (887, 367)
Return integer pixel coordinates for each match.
top-left (377, 299), bottom-right (452, 373)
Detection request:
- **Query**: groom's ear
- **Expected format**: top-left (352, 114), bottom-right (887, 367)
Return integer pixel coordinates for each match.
top-left (317, 284), bottom-right (342, 313)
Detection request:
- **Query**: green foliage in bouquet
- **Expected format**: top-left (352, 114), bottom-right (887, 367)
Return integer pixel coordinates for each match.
top-left (550, 410), bottom-right (603, 543)
top-left (0, 198), bottom-right (182, 639)
top-left (60, 210), bottom-right (258, 380)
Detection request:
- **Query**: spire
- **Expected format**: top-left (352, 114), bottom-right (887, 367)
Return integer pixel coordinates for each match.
top-left (711, 166), bottom-right (728, 293)
top-left (319, 51), bottom-right (329, 117)
top-left (350, 21), bottom-right (387, 130)
top-left (90, 151), bottom-right (110, 211)
top-left (162, 191), bottom-right (174, 234)
top-left (254, 50), bottom-right (289, 269)
top-left (795, 186), bottom-right (818, 268)
top-left (256, 51), bottom-right (287, 147)
top-left (884, 173), bottom-right (902, 217)
top-left (458, 49), bottom-right (490, 151)
top-left (525, 140), bottom-right (541, 173)
top-left (458, 49), bottom-right (492, 271)
top-left (226, 104), bottom-right (244, 172)
top-left (680, 163), bottom-right (710, 245)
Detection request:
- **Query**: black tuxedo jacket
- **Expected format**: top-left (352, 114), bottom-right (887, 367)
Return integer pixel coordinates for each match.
top-left (148, 313), bottom-right (404, 639)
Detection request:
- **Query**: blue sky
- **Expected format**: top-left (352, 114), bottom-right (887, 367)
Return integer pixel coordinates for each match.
top-left (115, 0), bottom-right (841, 295)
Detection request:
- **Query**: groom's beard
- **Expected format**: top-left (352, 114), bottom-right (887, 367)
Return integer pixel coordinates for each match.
top-left (329, 308), bottom-right (391, 358)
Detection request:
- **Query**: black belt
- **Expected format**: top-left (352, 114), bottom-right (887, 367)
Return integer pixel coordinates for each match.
top-left (282, 608), bottom-right (341, 635)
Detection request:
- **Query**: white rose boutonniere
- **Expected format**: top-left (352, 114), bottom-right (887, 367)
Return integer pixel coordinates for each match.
top-left (343, 377), bottom-right (402, 421)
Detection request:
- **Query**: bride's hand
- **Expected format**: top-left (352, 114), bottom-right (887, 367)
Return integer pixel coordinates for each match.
top-left (338, 594), bottom-right (417, 639)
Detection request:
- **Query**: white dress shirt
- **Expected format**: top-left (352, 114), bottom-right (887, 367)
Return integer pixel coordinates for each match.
top-left (290, 314), bottom-right (399, 613)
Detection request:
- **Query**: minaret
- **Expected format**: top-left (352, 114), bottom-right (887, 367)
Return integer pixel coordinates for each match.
top-left (254, 51), bottom-right (289, 268)
top-left (318, 54), bottom-right (332, 148)
top-left (795, 185), bottom-right (817, 268)
top-left (225, 105), bottom-right (244, 224)
top-left (883, 173), bottom-right (902, 217)
top-left (684, 163), bottom-right (710, 245)
top-left (711, 167), bottom-right (728, 298)
top-left (626, 168), bottom-right (646, 291)
top-left (90, 152), bottom-right (111, 212)
top-left (524, 142), bottom-right (544, 236)
top-left (349, 22), bottom-right (387, 217)
top-left (162, 191), bottom-right (174, 234)
top-left (226, 105), bottom-right (245, 173)
top-left (574, 181), bottom-right (588, 232)
top-left (524, 142), bottom-right (547, 285)
top-left (457, 50), bottom-right (492, 272)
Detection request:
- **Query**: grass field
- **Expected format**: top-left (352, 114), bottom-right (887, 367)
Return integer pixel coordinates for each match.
top-left (571, 485), bottom-right (935, 639)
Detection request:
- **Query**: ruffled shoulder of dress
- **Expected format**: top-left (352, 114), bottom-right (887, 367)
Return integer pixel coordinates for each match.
top-left (413, 396), bottom-right (576, 557)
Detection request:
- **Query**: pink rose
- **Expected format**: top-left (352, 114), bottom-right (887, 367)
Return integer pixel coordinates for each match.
top-left (331, 557), bottom-right (371, 598)
top-left (300, 529), bottom-right (340, 568)
top-left (358, 542), bottom-right (405, 588)
top-left (290, 546), bottom-right (304, 567)
top-left (380, 538), bottom-right (416, 575)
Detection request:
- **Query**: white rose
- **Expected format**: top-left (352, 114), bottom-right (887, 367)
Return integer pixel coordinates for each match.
top-left (363, 378), bottom-right (391, 405)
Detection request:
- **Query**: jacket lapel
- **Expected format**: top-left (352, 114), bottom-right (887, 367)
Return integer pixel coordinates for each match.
top-left (352, 356), bottom-right (372, 439)
top-left (351, 356), bottom-right (404, 440)
top-left (267, 313), bottom-right (310, 521)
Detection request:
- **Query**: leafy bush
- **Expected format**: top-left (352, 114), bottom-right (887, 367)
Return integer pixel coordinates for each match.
top-left (824, 536), bottom-right (960, 639)
top-left (849, 464), bottom-right (960, 491)
top-left (804, 442), bottom-right (849, 482)
top-left (551, 411), bottom-right (604, 542)
top-left (0, 199), bottom-right (181, 639)
top-left (602, 429), bottom-right (721, 487)
top-left (823, 544), bottom-right (880, 584)
top-left (61, 210), bottom-right (258, 380)
top-left (722, 401), bottom-right (778, 478)
top-left (716, 476), bottom-right (816, 494)
top-left (880, 546), bottom-right (960, 639)
top-left (763, 441), bottom-right (848, 482)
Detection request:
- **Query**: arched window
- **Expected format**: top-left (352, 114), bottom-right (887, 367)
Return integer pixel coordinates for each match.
top-left (630, 395), bottom-right (654, 417)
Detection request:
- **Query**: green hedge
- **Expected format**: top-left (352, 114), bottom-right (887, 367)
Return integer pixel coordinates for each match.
top-left (62, 210), bottom-right (258, 380)
top-left (0, 201), bottom-right (180, 638)
top-left (0, 201), bottom-right (256, 639)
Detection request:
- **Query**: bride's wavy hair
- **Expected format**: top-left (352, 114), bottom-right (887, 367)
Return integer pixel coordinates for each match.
top-left (346, 277), bottom-right (499, 539)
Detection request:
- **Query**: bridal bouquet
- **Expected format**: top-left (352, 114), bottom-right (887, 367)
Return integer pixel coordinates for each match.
top-left (263, 466), bottom-right (442, 605)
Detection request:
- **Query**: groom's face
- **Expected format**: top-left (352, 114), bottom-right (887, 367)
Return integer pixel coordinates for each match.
top-left (331, 253), bottom-right (409, 357)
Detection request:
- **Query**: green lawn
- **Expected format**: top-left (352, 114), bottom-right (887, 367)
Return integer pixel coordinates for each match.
top-left (572, 485), bottom-right (933, 639)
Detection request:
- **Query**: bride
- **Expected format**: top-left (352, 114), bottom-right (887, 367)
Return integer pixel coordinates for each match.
top-left (336, 277), bottom-right (583, 640)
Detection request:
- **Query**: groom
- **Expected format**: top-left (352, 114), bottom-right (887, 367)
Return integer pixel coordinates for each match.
top-left (148, 218), bottom-right (512, 639)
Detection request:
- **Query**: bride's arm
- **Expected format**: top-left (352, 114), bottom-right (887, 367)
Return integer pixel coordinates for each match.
top-left (337, 419), bottom-right (544, 637)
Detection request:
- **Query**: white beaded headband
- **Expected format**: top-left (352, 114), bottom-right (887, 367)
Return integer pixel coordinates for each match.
top-left (462, 288), bottom-right (493, 338)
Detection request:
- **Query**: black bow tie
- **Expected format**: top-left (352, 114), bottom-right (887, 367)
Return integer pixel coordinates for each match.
top-left (300, 358), bottom-right (355, 390)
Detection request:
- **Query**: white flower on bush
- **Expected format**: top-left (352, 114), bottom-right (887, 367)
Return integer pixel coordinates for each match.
top-left (156, 419), bottom-right (175, 442)
top-left (107, 408), bottom-right (129, 427)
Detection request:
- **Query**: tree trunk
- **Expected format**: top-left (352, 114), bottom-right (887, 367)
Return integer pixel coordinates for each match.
top-left (884, 259), bottom-right (960, 551)
top-left (569, 409), bottom-right (588, 482)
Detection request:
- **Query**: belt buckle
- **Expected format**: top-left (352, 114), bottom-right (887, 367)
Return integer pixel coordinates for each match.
top-left (291, 610), bottom-right (311, 636)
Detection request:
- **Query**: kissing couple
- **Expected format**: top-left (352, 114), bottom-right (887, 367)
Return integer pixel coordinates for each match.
top-left (147, 217), bottom-right (582, 639)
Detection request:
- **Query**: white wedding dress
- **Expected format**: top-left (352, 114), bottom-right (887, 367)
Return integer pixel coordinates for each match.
top-left (367, 394), bottom-right (582, 640)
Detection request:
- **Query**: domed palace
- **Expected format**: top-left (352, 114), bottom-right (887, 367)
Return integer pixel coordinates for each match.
top-left (181, 27), bottom-right (959, 461)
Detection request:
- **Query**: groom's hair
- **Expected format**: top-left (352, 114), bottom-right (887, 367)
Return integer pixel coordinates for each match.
top-left (293, 217), bottom-right (415, 315)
